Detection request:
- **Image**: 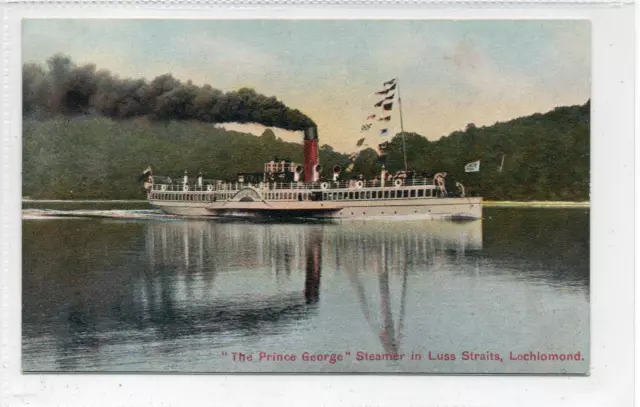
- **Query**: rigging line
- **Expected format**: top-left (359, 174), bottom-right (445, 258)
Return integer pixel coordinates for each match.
top-left (396, 77), bottom-right (408, 172)
top-left (378, 238), bottom-right (398, 354)
top-left (395, 256), bottom-right (410, 346)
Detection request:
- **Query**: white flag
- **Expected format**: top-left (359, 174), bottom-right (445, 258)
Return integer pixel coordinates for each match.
top-left (465, 160), bottom-right (480, 173)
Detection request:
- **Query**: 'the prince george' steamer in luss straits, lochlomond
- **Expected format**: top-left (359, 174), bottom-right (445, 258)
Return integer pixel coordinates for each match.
top-left (141, 78), bottom-right (483, 221)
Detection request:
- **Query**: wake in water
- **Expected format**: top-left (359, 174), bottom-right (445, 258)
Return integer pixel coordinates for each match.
top-left (22, 209), bottom-right (177, 220)
top-left (21, 209), bottom-right (333, 224)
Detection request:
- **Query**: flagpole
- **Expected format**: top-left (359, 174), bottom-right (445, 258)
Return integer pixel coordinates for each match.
top-left (396, 77), bottom-right (408, 172)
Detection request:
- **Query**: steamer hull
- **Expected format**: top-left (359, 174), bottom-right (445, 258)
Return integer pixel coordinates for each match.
top-left (151, 199), bottom-right (345, 219)
top-left (311, 196), bottom-right (482, 220)
top-left (149, 194), bottom-right (482, 221)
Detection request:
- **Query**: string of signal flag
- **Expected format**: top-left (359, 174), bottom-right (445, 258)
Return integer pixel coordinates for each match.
top-left (348, 77), bottom-right (491, 176)
top-left (362, 78), bottom-right (396, 136)
top-left (345, 78), bottom-right (397, 172)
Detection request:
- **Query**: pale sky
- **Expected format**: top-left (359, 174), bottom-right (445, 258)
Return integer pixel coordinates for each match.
top-left (23, 19), bottom-right (590, 153)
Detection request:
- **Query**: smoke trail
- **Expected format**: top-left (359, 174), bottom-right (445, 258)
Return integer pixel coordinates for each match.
top-left (23, 54), bottom-right (315, 130)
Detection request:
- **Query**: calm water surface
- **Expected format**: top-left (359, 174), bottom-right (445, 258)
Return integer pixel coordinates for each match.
top-left (22, 205), bottom-right (589, 373)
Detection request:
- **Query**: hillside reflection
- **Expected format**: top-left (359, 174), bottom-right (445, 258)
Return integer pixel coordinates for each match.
top-left (482, 208), bottom-right (590, 291)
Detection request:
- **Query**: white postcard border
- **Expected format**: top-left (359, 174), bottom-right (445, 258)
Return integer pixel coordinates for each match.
top-left (1, 3), bottom-right (635, 407)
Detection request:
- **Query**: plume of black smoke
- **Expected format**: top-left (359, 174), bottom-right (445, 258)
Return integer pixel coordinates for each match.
top-left (23, 54), bottom-right (316, 130)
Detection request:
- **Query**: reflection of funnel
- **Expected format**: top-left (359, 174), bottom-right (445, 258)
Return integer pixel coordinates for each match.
top-left (304, 229), bottom-right (323, 304)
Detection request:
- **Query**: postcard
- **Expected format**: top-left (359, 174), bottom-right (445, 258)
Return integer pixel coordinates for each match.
top-left (20, 18), bottom-right (591, 374)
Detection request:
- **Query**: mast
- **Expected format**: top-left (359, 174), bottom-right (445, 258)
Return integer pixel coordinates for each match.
top-left (396, 78), bottom-right (408, 172)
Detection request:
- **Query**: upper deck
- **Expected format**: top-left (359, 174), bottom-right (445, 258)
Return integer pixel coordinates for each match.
top-left (149, 176), bottom-right (436, 193)
top-left (146, 174), bottom-right (467, 205)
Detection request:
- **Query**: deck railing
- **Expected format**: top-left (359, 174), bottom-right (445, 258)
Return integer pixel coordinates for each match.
top-left (150, 177), bottom-right (436, 193)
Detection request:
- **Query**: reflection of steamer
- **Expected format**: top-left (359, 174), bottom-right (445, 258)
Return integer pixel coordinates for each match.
top-left (144, 125), bottom-right (482, 221)
top-left (330, 219), bottom-right (482, 356)
top-left (141, 220), bottom-right (482, 354)
top-left (145, 222), bottom-right (323, 304)
top-left (325, 219), bottom-right (483, 251)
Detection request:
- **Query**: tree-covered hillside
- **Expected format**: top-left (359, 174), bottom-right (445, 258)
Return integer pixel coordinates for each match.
top-left (22, 118), bottom-right (346, 199)
top-left (373, 101), bottom-right (590, 201)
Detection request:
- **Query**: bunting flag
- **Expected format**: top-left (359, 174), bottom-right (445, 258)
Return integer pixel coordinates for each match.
top-left (345, 162), bottom-right (355, 173)
top-left (360, 78), bottom-right (398, 143)
top-left (376, 142), bottom-right (389, 156)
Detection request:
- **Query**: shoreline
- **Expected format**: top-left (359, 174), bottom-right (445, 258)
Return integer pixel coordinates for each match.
top-left (483, 201), bottom-right (589, 208)
top-left (22, 198), bottom-right (590, 208)
top-left (22, 199), bottom-right (149, 203)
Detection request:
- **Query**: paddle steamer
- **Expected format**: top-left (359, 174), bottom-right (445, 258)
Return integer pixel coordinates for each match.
top-left (143, 126), bottom-right (482, 221)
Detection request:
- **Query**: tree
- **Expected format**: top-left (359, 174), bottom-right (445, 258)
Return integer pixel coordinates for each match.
top-left (261, 128), bottom-right (277, 142)
top-left (320, 144), bottom-right (334, 153)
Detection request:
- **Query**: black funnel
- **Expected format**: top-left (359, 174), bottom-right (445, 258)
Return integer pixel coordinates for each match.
top-left (304, 126), bottom-right (318, 140)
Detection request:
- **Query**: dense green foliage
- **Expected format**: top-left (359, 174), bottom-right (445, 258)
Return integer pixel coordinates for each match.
top-left (23, 101), bottom-right (589, 201)
top-left (22, 118), bottom-right (345, 199)
top-left (377, 101), bottom-right (590, 201)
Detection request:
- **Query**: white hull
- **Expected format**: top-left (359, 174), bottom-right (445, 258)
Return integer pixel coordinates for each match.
top-left (149, 196), bottom-right (482, 221)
